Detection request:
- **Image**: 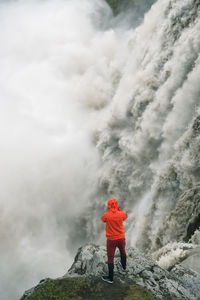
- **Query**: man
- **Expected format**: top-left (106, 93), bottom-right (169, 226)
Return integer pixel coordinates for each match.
top-left (101, 197), bottom-right (128, 283)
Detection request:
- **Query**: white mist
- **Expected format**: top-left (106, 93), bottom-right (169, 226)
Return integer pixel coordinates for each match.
top-left (0, 0), bottom-right (121, 298)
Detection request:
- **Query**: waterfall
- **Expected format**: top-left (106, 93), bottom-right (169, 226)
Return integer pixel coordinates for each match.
top-left (0, 0), bottom-right (200, 299)
top-left (93, 0), bottom-right (200, 254)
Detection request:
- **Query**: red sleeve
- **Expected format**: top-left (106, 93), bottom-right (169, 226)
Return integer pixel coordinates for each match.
top-left (123, 211), bottom-right (128, 220)
top-left (118, 208), bottom-right (128, 220)
top-left (101, 213), bottom-right (107, 223)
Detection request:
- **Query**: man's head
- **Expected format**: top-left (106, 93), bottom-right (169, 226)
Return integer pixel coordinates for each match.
top-left (107, 197), bottom-right (118, 212)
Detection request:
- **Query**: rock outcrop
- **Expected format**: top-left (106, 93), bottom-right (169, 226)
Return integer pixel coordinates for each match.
top-left (20, 244), bottom-right (200, 300)
top-left (105, 0), bottom-right (155, 16)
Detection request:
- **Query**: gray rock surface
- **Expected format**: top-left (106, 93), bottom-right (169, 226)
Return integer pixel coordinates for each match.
top-left (171, 265), bottom-right (200, 300)
top-left (181, 251), bottom-right (200, 273)
top-left (66, 244), bottom-right (200, 300)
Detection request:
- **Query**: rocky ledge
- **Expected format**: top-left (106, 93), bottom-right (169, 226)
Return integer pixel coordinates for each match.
top-left (20, 244), bottom-right (200, 300)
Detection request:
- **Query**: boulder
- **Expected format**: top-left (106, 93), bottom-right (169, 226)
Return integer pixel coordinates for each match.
top-left (66, 244), bottom-right (199, 299)
top-left (20, 244), bottom-right (200, 300)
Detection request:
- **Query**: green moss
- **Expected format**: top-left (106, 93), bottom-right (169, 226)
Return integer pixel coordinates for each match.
top-left (125, 285), bottom-right (187, 300)
top-left (21, 277), bottom-right (188, 300)
top-left (125, 285), bottom-right (160, 300)
top-left (22, 277), bottom-right (112, 300)
top-left (23, 277), bottom-right (87, 300)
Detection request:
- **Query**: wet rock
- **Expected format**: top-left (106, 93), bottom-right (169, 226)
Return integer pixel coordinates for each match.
top-left (66, 244), bottom-right (199, 300)
top-left (171, 265), bottom-right (200, 300)
top-left (181, 251), bottom-right (200, 273)
top-left (20, 244), bottom-right (200, 300)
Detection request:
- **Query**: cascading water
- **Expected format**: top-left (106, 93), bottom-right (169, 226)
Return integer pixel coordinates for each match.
top-left (85, 0), bottom-right (200, 275)
top-left (92, 0), bottom-right (200, 264)
top-left (91, 0), bottom-right (200, 241)
top-left (0, 0), bottom-right (200, 299)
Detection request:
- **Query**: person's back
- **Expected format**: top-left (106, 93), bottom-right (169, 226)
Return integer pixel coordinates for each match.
top-left (102, 206), bottom-right (127, 240)
top-left (101, 198), bottom-right (128, 283)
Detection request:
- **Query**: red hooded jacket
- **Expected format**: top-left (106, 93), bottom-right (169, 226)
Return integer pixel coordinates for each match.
top-left (101, 198), bottom-right (128, 240)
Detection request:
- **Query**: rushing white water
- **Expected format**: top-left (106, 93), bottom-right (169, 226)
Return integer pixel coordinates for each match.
top-left (0, 0), bottom-right (158, 298)
top-left (92, 0), bottom-right (200, 253)
top-left (1, 0), bottom-right (200, 299)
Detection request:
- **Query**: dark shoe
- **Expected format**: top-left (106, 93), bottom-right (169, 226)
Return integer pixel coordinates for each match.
top-left (101, 276), bottom-right (113, 284)
top-left (121, 255), bottom-right (126, 270)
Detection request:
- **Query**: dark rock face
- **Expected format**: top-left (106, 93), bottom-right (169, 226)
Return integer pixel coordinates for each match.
top-left (152, 186), bottom-right (200, 248)
top-left (105, 0), bottom-right (155, 16)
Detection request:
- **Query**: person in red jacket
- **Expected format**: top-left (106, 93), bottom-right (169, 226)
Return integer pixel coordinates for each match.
top-left (101, 197), bottom-right (128, 283)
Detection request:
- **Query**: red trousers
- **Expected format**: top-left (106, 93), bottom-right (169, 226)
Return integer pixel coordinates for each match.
top-left (107, 238), bottom-right (126, 264)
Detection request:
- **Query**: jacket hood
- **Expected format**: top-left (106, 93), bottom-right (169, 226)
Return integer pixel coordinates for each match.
top-left (107, 198), bottom-right (118, 212)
